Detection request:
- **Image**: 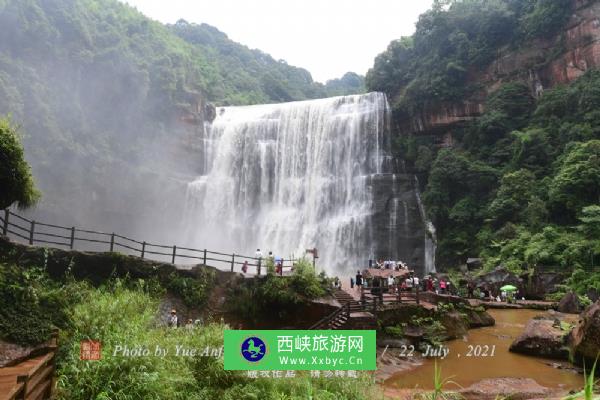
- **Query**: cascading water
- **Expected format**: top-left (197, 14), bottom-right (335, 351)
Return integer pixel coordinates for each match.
top-left (183, 92), bottom-right (390, 272)
top-left (414, 176), bottom-right (437, 274)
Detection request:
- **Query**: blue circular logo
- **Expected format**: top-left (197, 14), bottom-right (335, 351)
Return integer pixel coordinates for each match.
top-left (241, 336), bottom-right (266, 362)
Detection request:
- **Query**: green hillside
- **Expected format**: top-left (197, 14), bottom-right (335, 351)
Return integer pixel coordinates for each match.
top-left (169, 20), bottom-right (365, 104)
top-left (367, 0), bottom-right (600, 275)
top-left (0, 0), bottom-right (364, 229)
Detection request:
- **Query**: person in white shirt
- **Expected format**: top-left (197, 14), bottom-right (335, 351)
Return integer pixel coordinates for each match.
top-left (413, 276), bottom-right (420, 288)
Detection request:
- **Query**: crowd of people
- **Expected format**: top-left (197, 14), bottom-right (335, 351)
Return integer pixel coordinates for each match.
top-left (368, 259), bottom-right (409, 270)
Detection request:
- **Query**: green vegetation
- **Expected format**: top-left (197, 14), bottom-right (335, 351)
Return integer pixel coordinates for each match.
top-left (225, 258), bottom-right (330, 322)
top-left (416, 362), bottom-right (461, 400)
top-left (55, 281), bottom-right (380, 400)
top-left (368, 1), bottom-right (600, 278)
top-left (562, 358), bottom-right (599, 400)
top-left (381, 66), bottom-right (600, 274)
top-left (0, 261), bottom-right (81, 345)
top-left (0, 0), bottom-right (364, 227)
top-left (367, 0), bottom-right (572, 117)
top-left (0, 118), bottom-right (40, 209)
top-left (0, 253), bottom-right (378, 399)
top-left (169, 21), bottom-right (365, 104)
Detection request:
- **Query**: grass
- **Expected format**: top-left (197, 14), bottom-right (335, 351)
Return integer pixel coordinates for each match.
top-left (416, 362), bottom-right (462, 400)
top-left (562, 357), bottom-right (600, 400)
top-left (54, 278), bottom-right (381, 400)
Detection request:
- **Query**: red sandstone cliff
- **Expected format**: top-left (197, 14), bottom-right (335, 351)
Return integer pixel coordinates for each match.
top-left (402, 0), bottom-right (600, 137)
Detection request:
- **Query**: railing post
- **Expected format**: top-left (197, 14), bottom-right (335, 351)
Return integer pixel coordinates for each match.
top-left (70, 227), bottom-right (75, 249)
top-left (203, 249), bottom-right (207, 266)
top-left (172, 245), bottom-right (177, 264)
top-left (372, 297), bottom-right (377, 312)
top-left (231, 254), bottom-right (235, 272)
top-left (110, 233), bottom-right (115, 252)
top-left (29, 220), bottom-right (35, 245)
top-left (141, 241), bottom-right (146, 259)
top-left (397, 284), bottom-right (402, 304)
top-left (2, 209), bottom-right (8, 236)
top-left (346, 302), bottom-right (350, 318)
top-left (257, 259), bottom-right (262, 276)
top-left (416, 285), bottom-right (420, 305)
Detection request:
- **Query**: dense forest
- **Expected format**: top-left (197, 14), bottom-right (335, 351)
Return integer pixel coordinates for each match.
top-left (367, 0), bottom-right (600, 282)
top-left (169, 20), bottom-right (365, 104)
top-left (0, 0), bottom-right (364, 235)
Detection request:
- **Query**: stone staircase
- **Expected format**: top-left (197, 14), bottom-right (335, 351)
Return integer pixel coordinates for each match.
top-left (309, 289), bottom-right (377, 330)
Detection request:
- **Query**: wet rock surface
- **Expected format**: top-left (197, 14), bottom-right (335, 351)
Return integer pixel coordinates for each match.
top-left (569, 300), bottom-right (600, 365)
top-left (509, 315), bottom-right (570, 360)
top-left (557, 291), bottom-right (582, 314)
top-left (459, 378), bottom-right (557, 400)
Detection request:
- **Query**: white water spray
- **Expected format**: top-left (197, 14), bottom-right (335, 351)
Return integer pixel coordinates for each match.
top-left (183, 93), bottom-right (390, 272)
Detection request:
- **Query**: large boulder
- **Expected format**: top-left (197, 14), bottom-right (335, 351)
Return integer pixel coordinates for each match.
top-left (509, 316), bottom-right (570, 360)
top-left (557, 292), bottom-right (582, 314)
top-left (464, 307), bottom-right (495, 328)
top-left (522, 271), bottom-right (568, 300)
top-left (569, 300), bottom-right (600, 365)
top-left (439, 311), bottom-right (469, 339)
top-left (474, 266), bottom-right (522, 296)
top-left (459, 378), bottom-right (553, 400)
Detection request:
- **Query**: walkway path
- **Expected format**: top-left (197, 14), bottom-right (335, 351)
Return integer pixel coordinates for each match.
top-left (0, 352), bottom-right (55, 400)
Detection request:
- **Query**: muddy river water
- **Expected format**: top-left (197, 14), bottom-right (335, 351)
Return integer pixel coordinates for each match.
top-left (385, 309), bottom-right (583, 391)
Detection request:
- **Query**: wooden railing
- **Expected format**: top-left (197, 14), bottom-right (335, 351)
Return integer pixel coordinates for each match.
top-left (1, 329), bottom-right (58, 400)
top-left (1, 209), bottom-right (296, 276)
top-left (360, 283), bottom-right (420, 305)
top-left (309, 302), bottom-right (350, 330)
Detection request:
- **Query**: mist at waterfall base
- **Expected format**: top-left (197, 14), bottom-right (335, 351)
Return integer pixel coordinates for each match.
top-left (180, 92), bottom-right (437, 275)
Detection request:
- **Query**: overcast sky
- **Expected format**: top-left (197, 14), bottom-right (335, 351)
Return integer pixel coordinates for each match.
top-left (120, 0), bottom-right (432, 83)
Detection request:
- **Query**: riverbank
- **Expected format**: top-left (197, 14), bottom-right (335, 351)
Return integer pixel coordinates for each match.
top-left (381, 309), bottom-right (583, 398)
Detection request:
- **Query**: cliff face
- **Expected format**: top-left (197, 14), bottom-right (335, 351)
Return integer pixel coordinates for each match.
top-left (401, 0), bottom-right (600, 137)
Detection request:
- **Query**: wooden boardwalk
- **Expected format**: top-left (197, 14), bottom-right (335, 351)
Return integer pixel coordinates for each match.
top-left (0, 352), bottom-right (55, 400)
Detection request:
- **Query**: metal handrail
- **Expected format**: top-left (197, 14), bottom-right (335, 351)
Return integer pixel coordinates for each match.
top-left (1, 209), bottom-right (297, 275)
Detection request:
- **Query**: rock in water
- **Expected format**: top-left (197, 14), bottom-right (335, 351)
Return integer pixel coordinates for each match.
top-left (569, 300), bottom-right (600, 365)
top-left (459, 378), bottom-right (553, 400)
top-left (557, 291), bottom-right (582, 314)
top-left (509, 316), bottom-right (570, 360)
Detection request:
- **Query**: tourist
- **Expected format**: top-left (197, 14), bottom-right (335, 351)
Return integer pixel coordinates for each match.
top-left (255, 248), bottom-right (263, 260)
top-left (350, 277), bottom-right (355, 288)
top-left (185, 318), bottom-right (194, 331)
top-left (440, 279), bottom-right (446, 294)
top-left (427, 277), bottom-right (434, 292)
top-left (405, 276), bottom-right (413, 291)
top-left (387, 275), bottom-right (394, 289)
top-left (355, 270), bottom-right (363, 290)
top-left (242, 261), bottom-right (248, 273)
top-left (413, 275), bottom-right (420, 290)
top-left (168, 309), bottom-right (178, 328)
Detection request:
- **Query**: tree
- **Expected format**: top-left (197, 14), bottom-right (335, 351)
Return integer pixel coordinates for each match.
top-left (549, 140), bottom-right (600, 218)
top-left (487, 169), bottom-right (536, 226)
top-left (0, 118), bottom-right (40, 209)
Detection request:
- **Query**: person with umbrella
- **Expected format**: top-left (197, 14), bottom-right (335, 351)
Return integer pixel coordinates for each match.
top-left (500, 285), bottom-right (518, 304)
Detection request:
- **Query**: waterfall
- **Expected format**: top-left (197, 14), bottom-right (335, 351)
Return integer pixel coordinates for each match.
top-left (183, 92), bottom-right (390, 272)
top-left (414, 176), bottom-right (437, 274)
top-left (388, 174), bottom-right (399, 259)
